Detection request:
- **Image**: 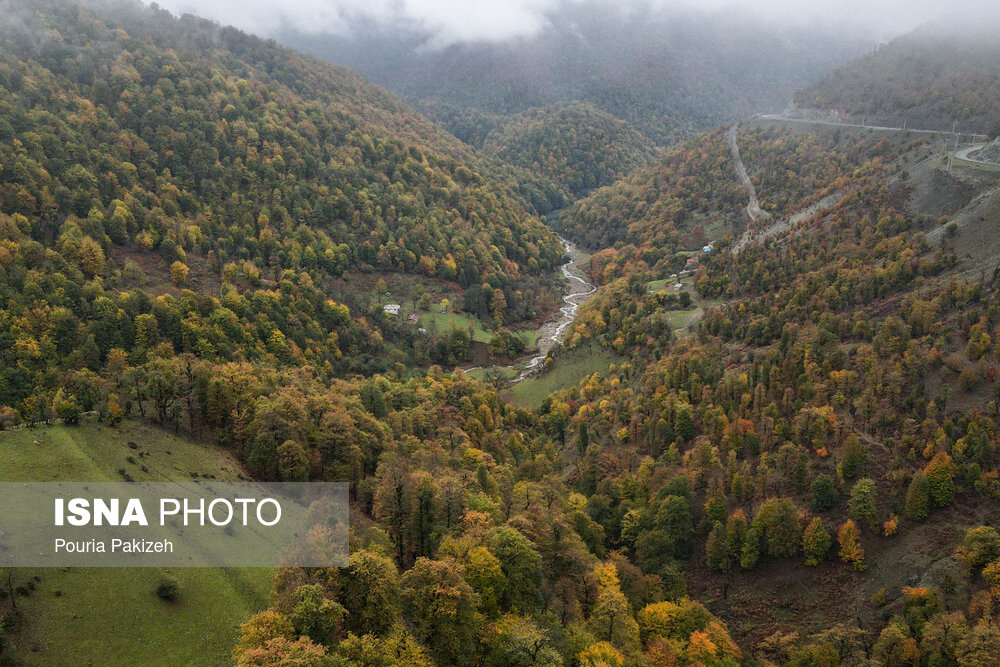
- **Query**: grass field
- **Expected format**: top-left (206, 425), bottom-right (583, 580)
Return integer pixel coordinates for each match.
top-left (418, 310), bottom-right (493, 343)
top-left (664, 308), bottom-right (699, 330)
top-left (0, 421), bottom-right (273, 666)
top-left (510, 346), bottom-right (621, 407)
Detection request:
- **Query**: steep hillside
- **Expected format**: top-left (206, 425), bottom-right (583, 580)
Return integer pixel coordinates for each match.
top-left (556, 125), bottom-right (885, 263)
top-left (796, 23), bottom-right (1000, 135)
top-left (0, 0), bottom-right (566, 410)
top-left (543, 119), bottom-right (1000, 661)
top-left (555, 129), bottom-right (743, 252)
top-left (0, 421), bottom-right (272, 666)
top-left (481, 102), bottom-right (658, 200)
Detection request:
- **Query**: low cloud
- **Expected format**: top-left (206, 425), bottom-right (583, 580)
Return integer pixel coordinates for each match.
top-left (149, 0), bottom-right (1000, 45)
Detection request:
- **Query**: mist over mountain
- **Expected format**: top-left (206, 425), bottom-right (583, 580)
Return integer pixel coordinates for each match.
top-left (797, 18), bottom-right (1000, 135)
top-left (274, 2), bottom-right (875, 144)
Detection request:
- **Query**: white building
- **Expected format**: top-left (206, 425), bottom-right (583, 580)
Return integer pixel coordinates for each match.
top-left (383, 304), bottom-right (401, 315)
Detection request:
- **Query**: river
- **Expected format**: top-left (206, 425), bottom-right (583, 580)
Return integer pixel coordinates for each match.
top-left (471, 237), bottom-right (597, 383)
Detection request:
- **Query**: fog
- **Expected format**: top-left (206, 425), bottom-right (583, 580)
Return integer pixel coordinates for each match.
top-left (149, 0), bottom-right (1000, 45)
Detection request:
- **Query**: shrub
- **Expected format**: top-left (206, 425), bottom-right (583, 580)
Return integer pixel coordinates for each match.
top-left (155, 576), bottom-right (180, 601)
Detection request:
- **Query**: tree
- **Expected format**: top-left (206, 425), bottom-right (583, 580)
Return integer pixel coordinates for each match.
top-left (577, 642), bottom-right (624, 667)
top-left (155, 576), bottom-right (180, 601)
top-left (725, 510), bottom-right (748, 564)
top-left (956, 617), bottom-right (1000, 666)
top-left (752, 498), bottom-right (801, 559)
top-left (847, 478), bottom-right (879, 531)
top-left (637, 599), bottom-right (713, 644)
top-left (706, 522), bottom-right (730, 572)
top-left (920, 612), bottom-right (969, 667)
top-left (871, 618), bottom-right (917, 666)
top-left (170, 260), bottom-right (190, 286)
top-left (463, 546), bottom-right (506, 619)
top-left (838, 520), bottom-right (865, 571)
top-left (802, 517), bottom-right (831, 566)
top-left (925, 452), bottom-right (956, 507)
top-left (838, 435), bottom-right (866, 479)
top-left (637, 495), bottom-right (693, 574)
top-left (334, 628), bottom-right (431, 666)
top-left (905, 470), bottom-right (931, 520)
top-left (234, 610), bottom-right (295, 658)
top-left (235, 637), bottom-right (328, 666)
top-left (338, 549), bottom-right (401, 636)
top-left (277, 440), bottom-right (309, 481)
top-left (483, 614), bottom-right (562, 667)
top-left (587, 563), bottom-right (639, 653)
top-left (811, 474), bottom-right (838, 512)
top-left (740, 527), bottom-right (760, 569)
top-left (490, 526), bottom-right (542, 613)
top-left (956, 526), bottom-right (1000, 571)
top-left (288, 584), bottom-right (344, 647)
top-left (400, 558), bottom-right (480, 664)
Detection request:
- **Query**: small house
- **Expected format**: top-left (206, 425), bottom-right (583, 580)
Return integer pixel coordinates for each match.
top-left (674, 283), bottom-right (683, 291)
top-left (685, 256), bottom-right (699, 268)
top-left (383, 304), bottom-right (401, 316)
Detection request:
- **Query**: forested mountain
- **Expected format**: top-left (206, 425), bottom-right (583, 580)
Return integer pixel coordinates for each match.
top-left (556, 125), bottom-right (885, 256)
top-left (7, 1), bottom-right (1000, 666)
top-left (545, 117), bottom-right (1000, 661)
top-left (481, 103), bottom-right (658, 201)
top-left (0, 0), bottom-right (569, 405)
top-left (279, 2), bottom-right (873, 146)
top-left (796, 21), bottom-right (1000, 135)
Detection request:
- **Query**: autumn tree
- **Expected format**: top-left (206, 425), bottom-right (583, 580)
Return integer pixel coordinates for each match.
top-left (838, 520), bottom-right (865, 571)
top-left (905, 471), bottom-right (931, 520)
top-left (400, 558), bottom-right (481, 664)
top-left (587, 563), bottom-right (640, 653)
top-left (802, 517), bottom-right (832, 566)
top-left (848, 478), bottom-right (879, 531)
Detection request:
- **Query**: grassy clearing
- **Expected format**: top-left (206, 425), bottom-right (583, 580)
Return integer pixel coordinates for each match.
top-left (418, 310), bottom-right (494, 343)
top-left (511, 327), bottom-right (541, 350)
top-left (0, 421), bottom-right (272, 666)
top-left (665, 309), bottom-right (698, 330)
top-left (509, 346), bottom-right (621, 407)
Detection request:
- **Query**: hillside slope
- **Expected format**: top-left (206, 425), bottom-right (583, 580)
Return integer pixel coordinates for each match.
top-left (0, 0), bottom-right (567, 407)
top-left (796, 23), bottom-right (1000, 135)
top-left (482, 102), bottom-right (658, 200)
top-left (0, 421), bottom-right (271, 666)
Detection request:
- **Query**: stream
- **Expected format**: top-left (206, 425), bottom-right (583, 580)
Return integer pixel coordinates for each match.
top-left (471, 237), bottom-right (597, 383)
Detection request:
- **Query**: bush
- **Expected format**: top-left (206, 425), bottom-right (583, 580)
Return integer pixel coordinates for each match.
top-left (155, 576), bottom-right (180, 601)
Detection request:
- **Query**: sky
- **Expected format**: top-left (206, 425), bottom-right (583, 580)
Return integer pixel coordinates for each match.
top-left (150, 0), bottom-right (1000, 45)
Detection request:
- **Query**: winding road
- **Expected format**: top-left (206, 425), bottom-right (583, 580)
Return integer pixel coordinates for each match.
top-left (954, 143), bottom-right (993, 166)
top-left (728, 123), bottom-right (770, 223)
top-left (757, 114), bottom-right (988, 141)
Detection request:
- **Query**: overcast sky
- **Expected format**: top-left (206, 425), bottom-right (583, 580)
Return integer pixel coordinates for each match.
top-left (150, 0), bottom-right (1000, 45)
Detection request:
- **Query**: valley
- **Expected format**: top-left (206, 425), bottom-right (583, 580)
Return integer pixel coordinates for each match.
top-left (2, 1), bottom-right (1000, 665)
